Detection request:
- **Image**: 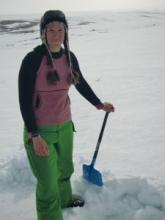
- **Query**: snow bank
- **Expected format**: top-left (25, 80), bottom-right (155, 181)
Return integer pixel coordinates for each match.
top-left (1, 152), bottom-right (165, 220)
top-left (0, 148), bottom-right (36, 193)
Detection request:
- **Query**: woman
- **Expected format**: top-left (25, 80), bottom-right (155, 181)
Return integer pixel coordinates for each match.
top-left (18, 10), bottom-right (114, 220)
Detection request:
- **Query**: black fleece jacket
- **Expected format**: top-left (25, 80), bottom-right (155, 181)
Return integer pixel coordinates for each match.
top-left (18, 44), bottom-right (102, 133)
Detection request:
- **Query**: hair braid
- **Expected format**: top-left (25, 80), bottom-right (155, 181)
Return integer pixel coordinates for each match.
top-left (64, 29), bottom-right (80, 85)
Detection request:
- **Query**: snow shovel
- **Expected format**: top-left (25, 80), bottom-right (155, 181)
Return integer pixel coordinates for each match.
top-left (83, 112), bottom-right (109, 186)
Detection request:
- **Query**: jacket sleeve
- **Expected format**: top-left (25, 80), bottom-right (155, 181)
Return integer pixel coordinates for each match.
top-left (18, 52), bottom-right (39, 133)
top-left (71, 52), bottom-right (103, 107)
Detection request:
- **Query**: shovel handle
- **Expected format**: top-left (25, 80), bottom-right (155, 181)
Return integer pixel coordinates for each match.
top-left (98, 112), bottom-right (109, 144)
top-left (91, 112), bottom-right (109, 167)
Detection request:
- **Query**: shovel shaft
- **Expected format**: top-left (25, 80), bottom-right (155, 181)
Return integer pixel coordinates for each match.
top-left (91, 112), bottom-right (109, 167)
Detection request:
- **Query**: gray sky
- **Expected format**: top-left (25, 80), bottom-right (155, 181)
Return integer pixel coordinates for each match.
top-left (1, 0), bottom-right (165, 15)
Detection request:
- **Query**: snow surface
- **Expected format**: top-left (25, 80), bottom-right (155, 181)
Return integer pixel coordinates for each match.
top-left (0, 10), bottom-right (165, 220)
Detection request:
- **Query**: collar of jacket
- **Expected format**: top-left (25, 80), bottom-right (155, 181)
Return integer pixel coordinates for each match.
top-left (33, 44), bottom-right (65, 58)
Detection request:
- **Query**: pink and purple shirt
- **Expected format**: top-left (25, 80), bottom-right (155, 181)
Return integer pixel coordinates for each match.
top-left (33, 54), bottom-right (71, 127)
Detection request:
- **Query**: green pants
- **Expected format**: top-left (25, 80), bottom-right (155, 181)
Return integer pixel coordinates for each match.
top-left (24, 121), bottom-right (74, 220)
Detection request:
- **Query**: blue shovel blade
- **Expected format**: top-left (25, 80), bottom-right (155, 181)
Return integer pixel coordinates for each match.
top-left (82, 164), bottom-right (103, 186)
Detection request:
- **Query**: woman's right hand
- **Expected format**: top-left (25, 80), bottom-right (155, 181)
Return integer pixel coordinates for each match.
top-left (32, 135), bottom-right (49, 157)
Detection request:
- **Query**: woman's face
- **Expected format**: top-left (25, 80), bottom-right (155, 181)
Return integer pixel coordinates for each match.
top-left (46, 21), bottom-right (65, 52)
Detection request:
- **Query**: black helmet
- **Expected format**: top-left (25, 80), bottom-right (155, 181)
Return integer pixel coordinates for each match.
top-left (40, 10), bottom-right (68, 35)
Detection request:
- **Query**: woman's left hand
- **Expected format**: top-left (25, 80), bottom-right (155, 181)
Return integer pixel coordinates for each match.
top-left (102, 102), bottom-right (115, 112)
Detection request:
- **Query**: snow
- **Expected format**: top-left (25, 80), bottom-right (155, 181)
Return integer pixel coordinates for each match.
top-left (0, 10), bottom-right (165, 220)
